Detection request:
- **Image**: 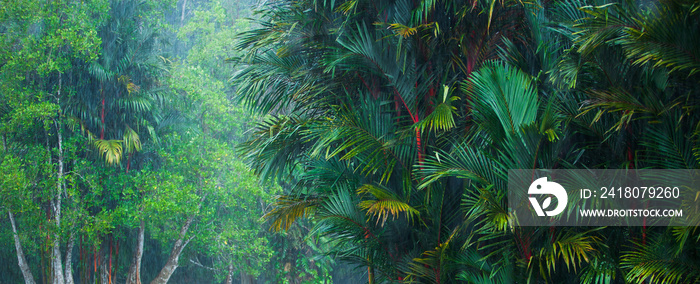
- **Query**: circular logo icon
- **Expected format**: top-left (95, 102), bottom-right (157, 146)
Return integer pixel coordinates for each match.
top-left (528, 177), bottom-right (568, 217)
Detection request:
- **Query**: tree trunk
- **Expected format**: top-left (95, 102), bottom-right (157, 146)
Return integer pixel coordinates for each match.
top-left (51, 225), bottom-right (64, 284)
top-left (100, 248), bottom-right (109, 284)
top-left (180, 0), bottom-right (187, 27)
top-left (149, 216), bottom-right (194, 284)
top-left (108, 237), bottom-right (113, 284)
top-left (126, 220), bottom-right (145, 284)
top-left (52, 80), bottom-right (66, 284)
top-left (100, 85), bottom-right (105, 139)
top-left (64, 232), bottom-right (75, 284)
top-left (50, 189), bottom-right (64, 284)
top-left (225, 264), bottom-right (234, 284)
top-left (9, 210), bottom-right (36, 284)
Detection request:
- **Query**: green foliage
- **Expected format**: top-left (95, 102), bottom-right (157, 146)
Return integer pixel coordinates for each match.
top-left (464, 62), bottom-right (540, 144)
top-left (414, 85), bottom-right (459, 134)
top-left (0, 0), bottom-right (282, 283)
top-left (621, 232), bottom-right (700, 283)
top-left (2, 0), bottom-right (700, 282)
top-left (0, 154), bottom-right (32, 212)
top-left (357, 184), bottom-right (419, 226)
top-left (232, 0), bottom-right (700, 283)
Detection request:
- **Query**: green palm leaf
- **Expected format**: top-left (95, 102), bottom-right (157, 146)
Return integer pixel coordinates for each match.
top-left (122, 125), bottom-right (142, 153)
top-left (463, 62), bottom-right (539, 144)
top-left (418, 144), bottom-right (505, 191)
top-left (313, 189), bottom-right (368, 240)
top-left (414, 85), bottom-right (459, 134)
top-left (357, 184), bottom-right (419, 226)
top-left (93, 139), bottom-right (123, 165)
top-left (263, 195), bottom-right (319, 231)
top-left (622, 233), bottom-right (700, 284)
top-left (619, 1), bottom-right (700, 78)
top-left (308, 96), bottom-right (410, 183)
top-left (238, 115), bottom-right (313, 182)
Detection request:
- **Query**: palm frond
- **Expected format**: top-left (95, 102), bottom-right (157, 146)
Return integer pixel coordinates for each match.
top-left (463, 184), bottom-right (510, 232)
top-left (418, 143), bottom-right (505, 191)
top-left (357, 184), bottom-right (419, 226)
top-left (232, 50), bottom-right (326, 114)
top-left (414, 85), bottom-right (459, 134)
top-left (463, 62), bottom-right (539, 144)
top-left (330, 23), bottom-right (422, 112)
top-left (405, 229), bottom-right (461, 283)
top-left (313, 189), bottom-right (368, 240)
top-left (238, 115), bottom-right (313, 182)
top-left (622, 233), bottom-right (700, 284)
top-left (579, 88), bottom-right (679, 133)
top-left (619, 2), bottom-right (700, 78)
top-left (529, 228), bottom-right (603, 280)
top-left (640, 112), bottom-right (697, 169)
top-left (93, 139), bottom-right (123, 165)
top-left (122, 125), bottom-right (142, 153)
top-left (579, 255), bottom-right (618, 284)
top-left (263, 195), bottom-right (319, 231)
top-left (453, 247), bottom-right (514, 284)
top-left (308, 96), bottom-right (409, 183)
top-left (575, 3), bottom-right (635, 57)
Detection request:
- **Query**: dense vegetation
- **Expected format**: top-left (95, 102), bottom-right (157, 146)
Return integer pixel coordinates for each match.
top-left (232, 0), bottom-right (700, 283)
top-left (2, 0), bottom-right (700, 283)
top-left (0, 0), bottom-right (341, 283)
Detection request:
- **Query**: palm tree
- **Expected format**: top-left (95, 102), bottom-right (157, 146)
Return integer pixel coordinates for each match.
top-left (233, 0), bottom-right (700, 282)
top-left (559, 0), bottom-right (700, 282)
top-left (232, 0), bottom-right (577, 282)
top-left (67, 0), bottom-right (167, 168)
top-left (62, 1), bottom-right (171, 283)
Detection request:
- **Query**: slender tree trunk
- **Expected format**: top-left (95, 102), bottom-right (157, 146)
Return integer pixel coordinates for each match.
top-left (52, 120), bottom-right (65, 284)
top-left (149, 216), bottom-right (195, 284)
top-left (225, 264), bottom-right (234, 284)
top-left (51, 76), bottom-right (65, 284)
top-left (100, 85), bottom-right (105, 139)
top-left (93, 248), bottom-right (98, 284)
top-left (79, 235), bottom-right (85, 284)
top-left (114, 238), bottom-right (119, 279)
top-left (49, 198), bottom-right (64, 284)
top-left (64, 232), bottom-right (75, 284)
top-left (100, 247), bottom-right (109, 284)
top-left (3, 141), bottom-right (35, 284)
top-left (180, 0), bottom-right (187, 27)
top-left (415, 126), bottom-right (423, 167)
top-left (108, 237), bottom-right (112, 284)
top-left (9, 210), bottom-right (37, 284)
top-left (41, 230), bottom-right (47, 284)
top-left (126, 220), bottom-right (145, 284)
top-left (126, 152), bottom-right (132, 173)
